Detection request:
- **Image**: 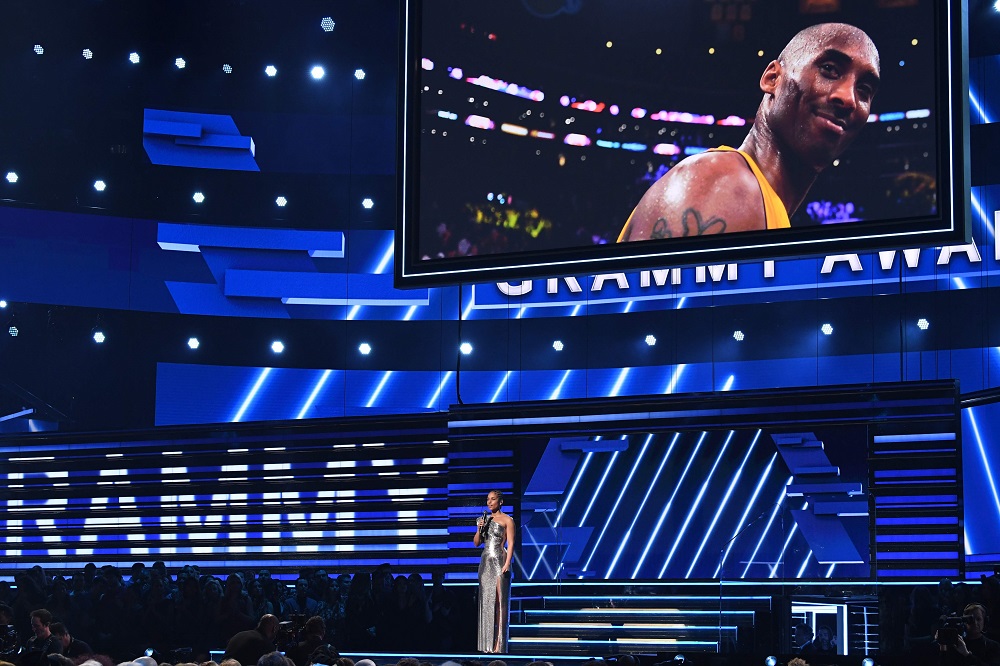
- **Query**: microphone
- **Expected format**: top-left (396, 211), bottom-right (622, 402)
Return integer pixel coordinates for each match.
top-left (479, 511), bottom-right (489, 538)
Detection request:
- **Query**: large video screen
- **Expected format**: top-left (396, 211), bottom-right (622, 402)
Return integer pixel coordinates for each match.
top-left (398, 0), bottom-right (968, 286)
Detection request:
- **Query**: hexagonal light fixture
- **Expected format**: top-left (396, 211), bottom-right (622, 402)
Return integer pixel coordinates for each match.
top-left (82, 49), bottom-right (94, 60)
top-left (5, 172), bottom-right (18, 184)
top-left (175, 57), bottom-right (186, 69)
top-left (917, 318), bottom-right (930, 330)
top-left (553, 340), bottom-right (564, 351)
top-left (192, 192), bottom-right (205, 203)
top-left (271, 340), bottom-right (285, 354)
top-left (33, 44), bottom-right (44, 55)
top-left (354, 68), bottom-right (366, 80)
top-left (733, 330), bottom-right (745, 342)
top-left (310, 66), bottom-right (325, 80)
top-left (265, 65), bottom-right (278, 77)
top-left (358, 343), bottom-right (372, 355)
top-left (321, 17), bottom-right (336, 32)
top-left (187, 337), bottom-right (200, 350)
top-left (275, 196), bottom-right (288, 207)
top-left (362, 198), bottom-right (374, 210)
top-left (93, 180), bottom-right (107, 192)
top-left (223, 64), bottom-right (233, 74)
top-left (93, 330), bottom-right (106, 344)
top-left (644, 334), bottom-right (657, 346)
top-left (8, 326), bottom-right (18, 337)
top-left (459, 342), bottom-right (473, 355)
top-left (128, 52), bottom-right (140, 64)
top-left (821, 323), bottom-right (834, 336)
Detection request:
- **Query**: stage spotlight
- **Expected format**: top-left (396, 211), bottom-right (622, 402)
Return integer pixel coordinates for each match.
top-left (821, 323), bottom-right (833, 335)
top-left (995, 0), bottom-right (1000, 12)
top-left (223, 64), bottom-right (233, 74)
top-left (92, 330), bottom-right (105, 344)
top-left (362, 198), bottom-right (374, 209)
top-left (917, 318), bottom-right (930, 330)
top-left (764, 657), bottom-right (777, 666)
top-left (310, 66), bottom-right (325, 79)
top-left (354, 68), bottom-right (366, 80)
top-left (82, 49), bottom-right (93, 60)
top-left (321, 17), bottom-right (335, 31)
top-left (553, 340), bottom-right (564, 351)
top-left (192, 192), bottom-right (205, 203)
top-left (129, 52), bottom-right (140, 64)
top-left (5, 172), bottom-right (17, 184)
top-left (33, 44), bottom-right (44, 55)
top-left (93, 180), bottom-right (107, 192)
top-left (645, 334), bottom-right (656, 346)
top-left (672, 656), bottom-right (685, 664)
top-left (265, 65), bottom-right (277, 77)
top-left (8, 326), bottom-right (18, 337)
top-left (358, 343), bottom-right (372, 355)
top-left (733, 330), bottom-right (745, 341)
top-left (861, 658), bottom-right (875, 666)
top-left (187, 337), bottom-right (200, 350)
top-left (460, 342), bottom-right (473, 355)
top-left (0, 301), bottom-right (6, 308)
top-left (271, 340), bottom-right (285, 354)
top-left (175, 57), bottom-right (186, 69)
top-left (275, 196), bottom-right (287, 207)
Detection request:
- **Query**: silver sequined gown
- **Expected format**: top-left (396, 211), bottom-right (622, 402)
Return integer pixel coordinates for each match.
top-left (477, 518), bottom-right (511, 653)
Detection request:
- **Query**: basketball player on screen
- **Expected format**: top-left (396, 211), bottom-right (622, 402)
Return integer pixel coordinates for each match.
top-left (617, 23), bottom-right (880, 241)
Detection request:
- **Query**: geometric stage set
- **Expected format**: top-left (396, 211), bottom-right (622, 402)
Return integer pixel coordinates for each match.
top-left (0, 380), bottom-right (966, 665)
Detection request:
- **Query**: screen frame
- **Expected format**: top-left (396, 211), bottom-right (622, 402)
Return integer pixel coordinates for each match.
top-left (397, 0), bottom-right (970, 288)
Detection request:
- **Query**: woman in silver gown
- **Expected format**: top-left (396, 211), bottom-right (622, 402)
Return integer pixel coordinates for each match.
top-left (474, 489), bottom-right (515, 653)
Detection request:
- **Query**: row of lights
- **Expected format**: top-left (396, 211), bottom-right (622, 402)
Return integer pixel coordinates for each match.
top-left (1, 174), bottom-right (376, 210)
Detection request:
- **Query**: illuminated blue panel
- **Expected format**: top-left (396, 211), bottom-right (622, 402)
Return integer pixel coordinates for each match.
top-left (157, 223), bottom-right (345, 256)
top-left (143, 108), bottom-right (260, 171)
top-left (222, 271), bottom-right (427, 306)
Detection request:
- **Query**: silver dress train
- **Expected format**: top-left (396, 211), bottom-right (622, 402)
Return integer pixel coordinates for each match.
top-left (477, 518), bottom-right (511, 653)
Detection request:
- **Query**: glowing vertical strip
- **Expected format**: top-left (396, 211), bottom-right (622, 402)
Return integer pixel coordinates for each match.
top-left (549, 370), bottom-right (573, 400)
top-left (721, 374), bottom-right (735, 391)
top-left (402, 305), bottom-right (418, 321)
top-left (660, 431), bottom-right (734, 577)
top-left (295, 369), bottom-right (332, 419)
top-left (571, 304), bottom-right (583, 317)
top-left (489, 371), bottom-right (512, 403)
top-left (965, 407), bottom-right (1000, 525)
top-left (953, 278), bottom-right (967, 290)
top-left (609, 367), bottom-right (630, 397)
top-left (684, 430), bottom-right (760, 578)
top-left (425, 371), bottom-right (454, 409)
top-left (714, 453), bottom-right (778, 577)
top-left (232, 367), bottom-right (272, 422)
top-left (825, 563), bottom-right (836, 578)
top-left (630, 432), bottom-right (706, 579)
top-left (624, 301), bottom-right (634, 314)
top-left (516, 306), bottom-right (526, 319)
top-left (365, 371), bottom-right (393, 408)
top-left (346, 305), bottom-right (362, 320)
top-left (740, 483), bottom-right (791, 578)
top-left (970, 89), bottom-right (993, 124)
top-left (606, 433), bottom-right (679, 578)
top-left (768, 502), bottom-right (808, 578)
top-left (373, 242), bottom-right (394, 274)
top-left (664, 364), bottom-right (686, 394)
top-left (796, 550), bottom-right (813, 578)
top-left (578, 449), bottom-right (620, 526)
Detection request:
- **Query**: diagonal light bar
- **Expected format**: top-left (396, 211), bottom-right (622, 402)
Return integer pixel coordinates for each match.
top-left (971, 190), bottom-right (996, 240)
top-left (373, 241), bottom-right (394, 274)
top-left (660, 431), bottom-right (734, 577)
top-left (549, 370), bottom-right (574, 400)
top-left (720, 374), bottom-right (735, 391)
top-left (583, 434), bottom-right (654, 572)
top-left (554, 452), bottom-right (593, 529)
top-left (965, 406), bottom-right (1000, 526)
top-left (425, 371), bottom-right (454, 409)
top-left (796, 550), bottom-right (814, 578)
top-left (684, 430), bottom-right (760, 578)
top-left (825, 563), bottom-right (836, 578)
top-left (970, 88), bottom-right (993, 124)
top-left (740, 481), bottom-right (791, 578)
top-left (579, 449), bottom-right (621, 526)
top-left (631, 432), bottom-right (706, 579)
top-left (664, 364), bottom-right (687, 394)
top-left (346, 304), bottom-right (362, 320)
top-left (402, 305), bottom-right (418, 321)
top-left (365, 371), bottom-right (393, 408)
top-left (295, 369), bottom-right (333, 419)
top-left (605, 433), bottom-right (679, 578)
top-left (489, 371), bottom-right (512, 403)
top-left (714, 453), bottom-right (778, 577)
top-left (609, 367), bottom-right (630, 397)
top-left (232, 367), bottom-right (272, 422)
top-left (768, 502), bottom-right (808, 578)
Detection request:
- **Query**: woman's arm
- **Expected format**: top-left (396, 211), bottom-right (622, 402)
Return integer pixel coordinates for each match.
top-left (502, 516), bottom-right (515, 574)
top-left (473, 516), bottom-right (484, 547)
